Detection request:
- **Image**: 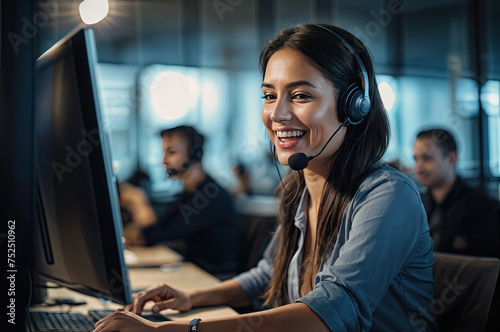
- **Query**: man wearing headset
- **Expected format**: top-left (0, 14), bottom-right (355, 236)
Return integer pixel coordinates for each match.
top-left (122, 126), bottom-right (240, 274)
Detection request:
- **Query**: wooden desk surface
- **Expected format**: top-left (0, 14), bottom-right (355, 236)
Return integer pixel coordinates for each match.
top-left (33, 245), bottom-right (238, 321)
top-left (124, 245), bottom-right (183, 267)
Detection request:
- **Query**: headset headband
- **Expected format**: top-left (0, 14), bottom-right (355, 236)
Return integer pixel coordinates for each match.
top-left (315, 25), bottom-right (369, 98)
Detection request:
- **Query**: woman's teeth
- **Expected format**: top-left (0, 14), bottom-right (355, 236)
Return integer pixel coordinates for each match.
top-left (276, 130), bottom-right (305, 141)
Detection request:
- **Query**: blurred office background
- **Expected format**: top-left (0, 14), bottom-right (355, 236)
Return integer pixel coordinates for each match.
top-left (34, 0), bottom-right (500, 200)
top-left (1, 1), bottom-right (499, 326)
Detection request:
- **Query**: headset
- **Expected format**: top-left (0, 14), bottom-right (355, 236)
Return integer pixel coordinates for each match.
top-left (287, 25), bottom-right (372, 171)
top-left (316, 24), bottom-right (371, 126)
top-left (188, 127), bottom-right (203, 163)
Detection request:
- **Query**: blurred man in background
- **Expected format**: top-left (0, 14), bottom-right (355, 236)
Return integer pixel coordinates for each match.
top-left (413, 128), bottom-right (499, 257)
top-left (121, 126), bottom-right (240, 274)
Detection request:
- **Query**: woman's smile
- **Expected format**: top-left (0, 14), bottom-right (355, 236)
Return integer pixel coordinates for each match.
top-left (261, 48), bottom-right (345, 171)
top-left (274, 128), bottom-right (307, 148)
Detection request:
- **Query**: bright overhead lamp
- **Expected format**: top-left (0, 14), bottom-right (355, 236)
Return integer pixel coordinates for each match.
top-left (79, 0), bottom-right (109, 25)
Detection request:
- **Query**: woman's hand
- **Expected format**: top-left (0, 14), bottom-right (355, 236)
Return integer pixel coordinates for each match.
top-left (124, 283), bottom-right (193, 315)
top-left (93, 309), bottom-right (162, 332)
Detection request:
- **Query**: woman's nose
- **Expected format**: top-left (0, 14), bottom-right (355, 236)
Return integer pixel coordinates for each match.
top-left (269, 97), bottom-right (293, 123)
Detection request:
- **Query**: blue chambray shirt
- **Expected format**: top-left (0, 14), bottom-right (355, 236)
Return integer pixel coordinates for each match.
top-left (234, 162), bottom-right (438, 331)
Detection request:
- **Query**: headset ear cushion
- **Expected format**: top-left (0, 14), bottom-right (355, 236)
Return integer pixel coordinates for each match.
top-left (338, 83), bottom-right (357, 123)
top-left (194, 147), bottom-right (203, 160)
top-left (191, 135), bottom-right (203, 161)
top-left (338, 83), bottom-right (370, 125)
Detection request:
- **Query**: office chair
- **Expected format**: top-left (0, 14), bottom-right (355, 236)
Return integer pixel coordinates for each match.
top-left (485, 206), bottom-right (500, 331)
top-left (237, 214), bottom-right (276, 273)
top-left (433, 252), bottom-right (500, 331)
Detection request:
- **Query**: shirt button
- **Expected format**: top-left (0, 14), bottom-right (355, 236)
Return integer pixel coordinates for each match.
top-left (293, 281), bottom-right (297, 285)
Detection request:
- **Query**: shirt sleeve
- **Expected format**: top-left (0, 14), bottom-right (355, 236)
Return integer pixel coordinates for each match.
top-left (232, 231), bottom-right (278, 302)
top-left (297, 180), bottom-right (425, 331)
top-left (141, 183), bottom-right (234, 245)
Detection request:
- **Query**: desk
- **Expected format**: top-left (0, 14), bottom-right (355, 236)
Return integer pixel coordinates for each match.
top-left (124, 245), bottom-right (183, 267)
top-left (33, 245), bottom-right (239, 321)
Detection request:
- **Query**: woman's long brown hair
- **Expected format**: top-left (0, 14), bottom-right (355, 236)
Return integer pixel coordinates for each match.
top-left (260, 24), bottom-right (390, 307)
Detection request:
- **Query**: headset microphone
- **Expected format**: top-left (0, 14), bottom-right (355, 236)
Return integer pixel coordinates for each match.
top-left (166, 168), bottom-right (180, 176)
top-left (165, 127), bottom-right (204, 177)
top-left (166, 159), bottom-right (197, 177)
top-left (288, 153), bottom-right (310, 171)
top-left (288, 119), bottom-right (348, 171)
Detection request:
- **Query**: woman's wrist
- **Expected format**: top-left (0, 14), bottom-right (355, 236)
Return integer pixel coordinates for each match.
top-left (154, 321), bottom-right (186, 332)
top-left (185, 281), bottom-right (249, 309)
top-left (186, 288), bottom-right (202, 307)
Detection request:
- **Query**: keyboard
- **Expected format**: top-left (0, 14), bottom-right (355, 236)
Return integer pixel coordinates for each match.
top-left (89, 309), bottom-right (171, 323)
top-left (31, 310), bottom-right (170, 331)
top-left (30, 312), bottom-right (94, 332)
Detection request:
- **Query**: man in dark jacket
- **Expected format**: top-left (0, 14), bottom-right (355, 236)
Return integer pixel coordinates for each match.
top-left (413, 128), bottom-right (499, 257)
top-left (122, 126), bottom-right (240, 274)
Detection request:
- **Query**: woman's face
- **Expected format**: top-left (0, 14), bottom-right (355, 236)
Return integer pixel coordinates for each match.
top-left (261, 48), bottom-right (346, 173)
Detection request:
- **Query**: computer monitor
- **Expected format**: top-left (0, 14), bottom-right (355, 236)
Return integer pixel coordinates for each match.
top-left (34, 28), bottom-right (132, 305)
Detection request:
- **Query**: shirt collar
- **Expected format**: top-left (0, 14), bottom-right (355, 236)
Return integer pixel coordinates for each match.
top-left (293, 187), bottom-right (309, 230)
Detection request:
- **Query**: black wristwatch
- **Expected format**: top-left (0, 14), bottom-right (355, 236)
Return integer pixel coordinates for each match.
top-left (189, 318), bottom-right (202, 331)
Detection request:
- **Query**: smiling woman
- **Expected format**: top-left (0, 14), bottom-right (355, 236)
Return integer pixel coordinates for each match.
top-left (93, 24), bottom-right (437, 332)
top-left (261, 48), bottom-right (346, 168)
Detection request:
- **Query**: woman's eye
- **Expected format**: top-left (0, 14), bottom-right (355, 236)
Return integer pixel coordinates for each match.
top-left (262, 94), bottom-right (276, 100)
top-left (293, 93), bottom-right (310, 100)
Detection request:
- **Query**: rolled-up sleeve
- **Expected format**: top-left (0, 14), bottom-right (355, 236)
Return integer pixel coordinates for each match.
top-left (297, 180), bottom-right (424, 331)
top-left (233, 232), bottom-right (278, 301)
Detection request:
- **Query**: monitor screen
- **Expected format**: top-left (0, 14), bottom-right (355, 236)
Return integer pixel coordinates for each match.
top-left (34, 28), bottom-right (132, 305)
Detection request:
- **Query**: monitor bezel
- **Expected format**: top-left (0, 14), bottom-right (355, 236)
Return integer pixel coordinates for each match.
top-left (35, 28), bottom-right (132, 305)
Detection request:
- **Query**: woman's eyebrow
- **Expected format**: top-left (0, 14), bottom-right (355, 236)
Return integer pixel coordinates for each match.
top-left (261, 80), bottom-right (317, 89)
